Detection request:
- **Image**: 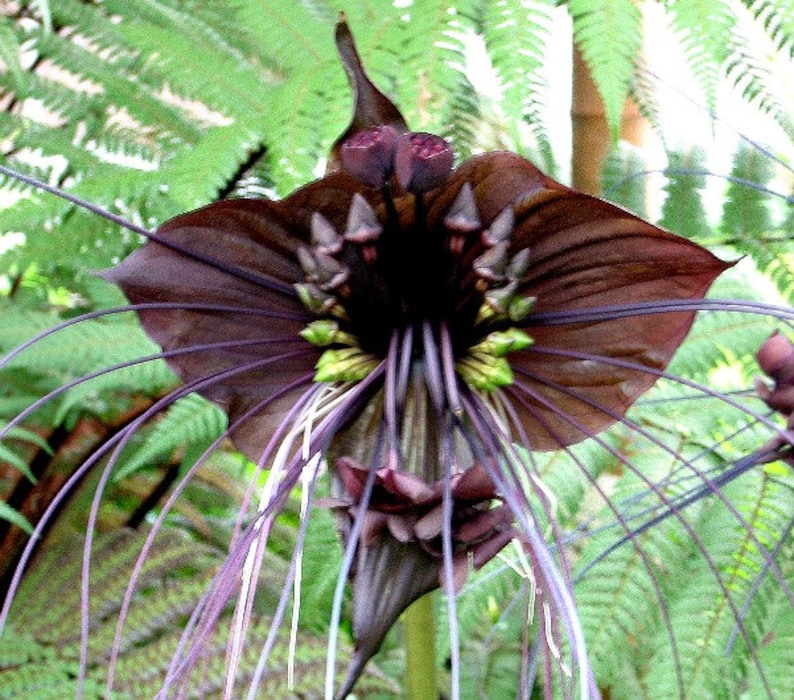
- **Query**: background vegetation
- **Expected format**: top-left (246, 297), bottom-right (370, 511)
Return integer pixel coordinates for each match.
top-left (0, 1), bottom-right (793, 697)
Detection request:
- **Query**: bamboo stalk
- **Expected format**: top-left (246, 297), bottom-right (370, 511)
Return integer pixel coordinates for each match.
top-left (571, 46), bottom-right (647, 196)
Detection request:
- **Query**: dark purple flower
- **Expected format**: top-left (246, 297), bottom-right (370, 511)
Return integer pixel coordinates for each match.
top-left (2, 16), bottom-right (791, 700)
top-left (91, 18), bottom-right (732, 697)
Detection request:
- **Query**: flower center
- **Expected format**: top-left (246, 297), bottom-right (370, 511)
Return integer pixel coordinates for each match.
top-left (296, 129), bottom-right (533, 391)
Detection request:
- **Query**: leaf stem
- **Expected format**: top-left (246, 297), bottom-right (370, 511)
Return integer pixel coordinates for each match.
top-left (404, 591), bottom-right (438, 699)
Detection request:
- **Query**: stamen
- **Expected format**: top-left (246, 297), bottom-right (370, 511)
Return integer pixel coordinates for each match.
top-left (473, 240), bottom-right (510, 283)
top-left (344, 193), bottom-right (383, 244)
top-left (444, 183), bottom-right (481, 233)
top-left (310, 212), bottom-right (343, 255)
top-left (482, 205), bottom-right (515, 246)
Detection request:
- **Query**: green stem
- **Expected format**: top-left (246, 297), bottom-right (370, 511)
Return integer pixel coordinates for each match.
top-left (404, 591), bottom-right (438, 699)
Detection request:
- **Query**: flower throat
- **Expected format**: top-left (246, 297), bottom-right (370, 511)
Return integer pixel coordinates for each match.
top-left (296, 126), bottom-right (533, 390)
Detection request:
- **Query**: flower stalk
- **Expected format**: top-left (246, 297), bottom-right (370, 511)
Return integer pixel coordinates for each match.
top-left (404, 592), bottom-right (438, 699)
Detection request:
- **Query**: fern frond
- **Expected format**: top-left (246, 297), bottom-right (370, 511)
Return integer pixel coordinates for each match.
top-left (447, 559), bottom-right (528, 697)
top-left (718, 143), bottom-right (794, 303)
top-left (0, 302), bottom-right (177, 424)
top-left (659, 148), bottom-right (712, 242)
top-left (664, 0), bottom-right (736, 111)
top-left (745, 585), bottom-right (794, 697)
top-left (31, 31), bottom-right (198, 149)
top-left (481, 0), bottom-right (555, 168)
top-left (113, 394), bottom-right (227, 482)
top-left (47, 0), bottom-right (136, 62)
top-left (724, 27), bottom-right (794, 140)
top-left (642, 473), bottom-right (794, 697)
top-left (0, 13), bottom-right (26, 96)
top-left (0, 501), bottom-right (32, 535)
top-left (629, 61), bottom-right (663, 135)
top-left (2, 525), bottom-right (399, 698)
top-left (741, 0), bottom-right (794, 58)
top-left (575, 484), bottom-right (688, 698)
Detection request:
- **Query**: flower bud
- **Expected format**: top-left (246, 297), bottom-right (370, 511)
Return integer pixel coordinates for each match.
top-left (340, 124), bottom-right (400, 188)
top-left (394, 131), bottom-right (454, 193)
top-left (756, 331), bottom-right (794, 384)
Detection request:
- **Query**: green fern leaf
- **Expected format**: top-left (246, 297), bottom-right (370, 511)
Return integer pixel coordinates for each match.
top-left (2, 526), bottom-right (400, 697)
top-left (642, 473), bottom-right (794, 697)
top-left (717, 143), bottom-right (794, 303)
top-left (742, 0), bottom-right (794, 58)
top-left (0, 500), bottom-right (33, 535)
top-left (659, 148), bottom-right (712, 242)
top-left (113, 394), bottom-right (227, 482)
top-left (665, 0), bottom-right (736, 111)
top-left (0, 14), bottom-right (27, 96)
top-left (0, 301), bottom-right (177, 426)
top-left (724, 32), bottom-right (794, 138)
top-left (745, 592), bottom-right (794, 697)
top-left (482, 0), bottom-right (556, 168)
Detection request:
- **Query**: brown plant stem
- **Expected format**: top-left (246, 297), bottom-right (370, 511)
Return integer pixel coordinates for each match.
top-left (571, 46), bottom-right (647, 196)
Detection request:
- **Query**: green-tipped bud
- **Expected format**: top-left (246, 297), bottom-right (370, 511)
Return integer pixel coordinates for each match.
top-left (508, 295), bottom-right (535, 322)
top-left (477, 288), bottom-right (534, 325)
top-left (300, 319), bottom-right (340, 346)
top-left (294, 282), bottom-right (335, 314)
top-left (457, 352), bottom-right (514, 391)
top-left (315, 347), bottom-right (378, 382)
top-left (475, 328), bottom-right (533, 357)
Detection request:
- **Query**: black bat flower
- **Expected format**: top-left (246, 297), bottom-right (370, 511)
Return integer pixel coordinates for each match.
top-left (1, 15), bottom-right (792, 700)
top-left (96, 18), bottom-right (731, 697)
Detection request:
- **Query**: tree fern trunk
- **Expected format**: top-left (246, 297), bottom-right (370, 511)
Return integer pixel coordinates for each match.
top-left (571, 46), bottom-right (647, 195)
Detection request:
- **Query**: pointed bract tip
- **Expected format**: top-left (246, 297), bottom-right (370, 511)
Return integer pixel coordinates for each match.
top-left (334, 13), bottom-right (354, 54)
top-left (328, 17), bottom-right (408, 174)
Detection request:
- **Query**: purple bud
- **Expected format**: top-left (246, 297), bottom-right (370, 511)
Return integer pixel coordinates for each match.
top-left (757, 331), bottom-right (794, 384)
top-left (394, 131), bottom-right (454, 193)
top-left (340, 124), bottom-right (400, 188)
